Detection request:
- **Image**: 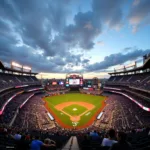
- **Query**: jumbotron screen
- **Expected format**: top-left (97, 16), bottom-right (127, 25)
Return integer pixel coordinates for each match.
top-left (69, 79), bottom-right (80, 85)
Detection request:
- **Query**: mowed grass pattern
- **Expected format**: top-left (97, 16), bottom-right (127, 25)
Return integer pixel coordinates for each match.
top-left (63, 104), bottom-right (87, 116)
top-left (44, 93), bottom-right (105, 128)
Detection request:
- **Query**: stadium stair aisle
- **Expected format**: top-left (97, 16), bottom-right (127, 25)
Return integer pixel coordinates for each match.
top-left (62, 136), bottom-right (80, 150)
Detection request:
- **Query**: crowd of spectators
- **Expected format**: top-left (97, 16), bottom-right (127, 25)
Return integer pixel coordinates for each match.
top-left (0, 73), bottom-right (40, 90)
top-left (0, 92), bottom-right (150, 149)
top-left (0, 73), bottom-right (43, 129)
top-left (0, 124), bottom-right (70, 150)
top-left (45, 85), bottom-right (66, 91)
top-left (79, 88), bottom-right (102, 95)
top-left (122, 90), bottom-right (150, 108)
top-left (77, 127), bottom-right (150, 150)
top-left (0, 88), bottom-right (22, 109)
top-left (45, 88), bottom-right (70, 96)
top-left (103, 86), bottom-right (150, 108)
top-left (0, 92), bottom-right (34, 125)
top-left (0, 85), bottom-right (43, 109)
top-left (13, 95), bottom-right (55, 130)
top-left (44, 85), bottom-right (70, 96)
top-left (94, 94), bottom-right (150, 130)
top-left (106, 72), bottom-right (150, 91)
top-left (104, 72), bottom-right (150, 108)
top-left (0, 123), bottom-right (150, 150)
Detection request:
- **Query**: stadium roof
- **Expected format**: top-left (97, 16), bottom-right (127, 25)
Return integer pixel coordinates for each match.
top-left (109, 57), bottom-right (150, 75)
top-left (0, 60), bottom-right (38, 75)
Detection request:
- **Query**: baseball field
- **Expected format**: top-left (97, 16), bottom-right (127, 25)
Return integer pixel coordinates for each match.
top-left (43, 93), bottom-right (106, 129)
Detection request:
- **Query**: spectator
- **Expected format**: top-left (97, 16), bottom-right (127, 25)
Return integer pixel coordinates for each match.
top-left (14, 131), bottom-right (22, 140)
top-left (30, 135), bottom-right (55, 150)
top-left (41, 138), bottom-right (56, 150)
top-left (109, 132), bottom-right (132, 150)
top-left (101, 129), bottom-right (117, 147)
top-left (90, 130), bottom-right (99, 141)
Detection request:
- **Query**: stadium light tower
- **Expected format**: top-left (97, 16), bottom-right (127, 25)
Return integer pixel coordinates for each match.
top-left (23, 66), bottom-right (31, 70)
top-left (23, 65), bottom-right (32, 73)
top-left (11, 61), bottom-right (23, 72)
top-left (11, 61), bottom-right (22, 68)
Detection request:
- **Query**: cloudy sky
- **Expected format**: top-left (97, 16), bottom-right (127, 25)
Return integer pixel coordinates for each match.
top-left (0, 0), bottom-right (150, 79)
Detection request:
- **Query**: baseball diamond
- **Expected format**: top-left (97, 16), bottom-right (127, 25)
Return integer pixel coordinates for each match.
top-left (43, 93), bottom-right (106, 129)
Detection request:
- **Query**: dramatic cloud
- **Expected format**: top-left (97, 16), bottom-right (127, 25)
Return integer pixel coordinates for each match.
top-left (0, 0), bottom-right (149, 74)
top-left (61, 0), bottom-right (125, 50)
top-left (92, 0), bottom-right (125, 30)
top-left (62, 11), bottom-right (101, 50)
top-left (0, 0), bottom-right (75, 72)
top-left (86, 48), bottom-right (150, 71)
top-left (129, 0), bottom-right (150, 32)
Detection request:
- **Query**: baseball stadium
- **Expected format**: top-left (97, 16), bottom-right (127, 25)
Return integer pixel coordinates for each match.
top-left (1, 0), bottom-right (150, 150)
top-left (0, 55), bottom-right (150, 150)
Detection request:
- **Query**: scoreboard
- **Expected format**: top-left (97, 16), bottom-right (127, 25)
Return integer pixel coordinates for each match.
top-left (66, 74), bottom-right (83, 87)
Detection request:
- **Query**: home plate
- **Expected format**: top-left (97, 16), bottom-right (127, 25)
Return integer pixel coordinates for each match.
top-left (73, 108), bottom-right (77, 111)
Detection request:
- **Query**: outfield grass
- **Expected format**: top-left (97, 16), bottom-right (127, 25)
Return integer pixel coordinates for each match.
top-left (44, 93), bottom-right (105, 128)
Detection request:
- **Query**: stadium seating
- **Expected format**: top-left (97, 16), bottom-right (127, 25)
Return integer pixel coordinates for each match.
top-left (0, 124), bottom-right (150, 150)
top-left (80, 88), bottom-right (102, 95)
top-left (0, 73), bottom-right (40, 90)
top-left (95, 94), bottom-right (150, 129)
top-left (106, 72), bottom-right (150, 90)
top-left (13, 95), bottom-right (55, 130)
top-left (0, 92), bottom-right (35, 125)
top-left (45, 85), bottom-right (65, 90)
top-left (104, 71), bottom-right (150, 109)
top-left (1, 91), bottom-right (150, 150)
top-left (0, 85), bottom-right (42, 109)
